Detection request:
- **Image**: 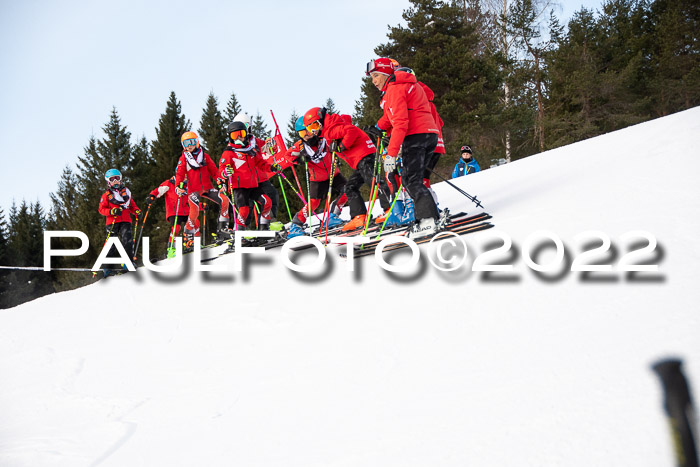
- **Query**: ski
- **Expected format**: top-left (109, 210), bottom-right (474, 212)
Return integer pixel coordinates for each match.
top-left (340, 222), bottom-right (494, 258)
top-left (285, 210), bottom-right (475, 252)
top-left (334, 211), bottom-right (491, 254)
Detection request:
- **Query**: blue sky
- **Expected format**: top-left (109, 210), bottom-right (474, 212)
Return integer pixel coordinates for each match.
top-left (0, 0), bottom-right (603, 215)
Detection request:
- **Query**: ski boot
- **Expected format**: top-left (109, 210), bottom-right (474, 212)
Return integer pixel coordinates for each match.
top-left (183, 232), bottom-right (195, 253)
top-left (342, 214), bottom-right (367, 232)
top-left (326, 213), bottom-right (343, 228)
top-left (216, 219), bottom-right (233, 240)
top-left (287, 222), bottom-right (306, 239)
top-left (375, 200), bottom-right (404, 228)
top-left (398, 199), bottom-right (415, 226)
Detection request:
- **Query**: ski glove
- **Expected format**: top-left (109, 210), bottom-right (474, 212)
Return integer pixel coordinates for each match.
top-left (175, 186), bottom-right (186, 196)
top-left (262, 138), bottom-right (275, 154)
top-left (110, 207), bottom-right (123, 216)
top-left (224, 165), bottom-right (234, 177)
top-left (271, 163), bottom-right (283, 173)
top-left (145, 194), bottom-right (155, 206)
top-left (216, 178), bottom-right (226, 190)
top-left (330, 140), bottom-right (346, 153)
top-left (383, 155), bottom-right (397, 173)
top-left (135, 209), bottom-right (142, 218)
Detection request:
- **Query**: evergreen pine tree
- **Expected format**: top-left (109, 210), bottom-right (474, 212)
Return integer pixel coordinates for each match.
top-left (0, 207), bottom-right (8, 265)
top-left (324, 98), bottom-right (338, 114)
top-left (649, 0), bottom-right (700, 115)
top-left (128, 135), bottom-right (155, 203)
top-left (199, 92), bottom-right (227, 159)
top-left (0, 207), bottom-right (10, 308)
top-left (223, 92), bottom-right (243, 126)
top-left (48, 167), bottom-right (89, 292)
top-left (2, 201), bottom-right (54, 308)
top-left (49, 166), bottom-right (80, 230)
top-left (285, 109), bottom-right (300, 148)
top-left (545, 3), bottom-right (648, 147)
top-left (98, 107), bottom-right (132, 174)
top-left (250, 111), bottom-right (270, 138)
top-left (151, 92), bottom-right (191, 185)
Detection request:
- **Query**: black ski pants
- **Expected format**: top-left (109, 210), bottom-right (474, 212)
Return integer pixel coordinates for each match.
top-left (104, 222), bottom-right (134, 263)
top-left (345, 155), bottom-right (391, 218)
top-left (401, 133), bottom-right (439, 220)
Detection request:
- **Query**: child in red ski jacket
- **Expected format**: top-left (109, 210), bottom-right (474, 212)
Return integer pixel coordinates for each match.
top-left (98, 168), bottom-right (141, 270)
top-left (174, 131), bottom-right (231, 244)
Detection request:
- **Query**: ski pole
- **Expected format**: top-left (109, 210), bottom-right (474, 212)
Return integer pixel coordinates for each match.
top-left (227, 175), bottom-right (239, 231)
top-left (271, 167), bottom-right (323, 223)
top-left (133, 204), bottom-right (151, 262)
top-left (375, 183), bottom-right (403, 241)
top-left (305, 161), bottom-right (315, 227)
top-left (362, 137), bottom-right (384, 236)
top-left (425, 167), bottom-right (484, 208)
top-left (201, 201), bottom-right (208, 246)
top-left (278, 174), bottom-right (292, 222)
top-left (322, 152), bottom-right (338, 245)
top-left (169, 186), bottom-right (183, 252)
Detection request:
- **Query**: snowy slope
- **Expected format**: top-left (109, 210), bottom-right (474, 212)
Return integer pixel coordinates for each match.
top-left (1, 108), bottom-right (699, 467)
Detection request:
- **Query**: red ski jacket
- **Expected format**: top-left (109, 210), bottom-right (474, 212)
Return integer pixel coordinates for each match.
top-left (174, 149), bottom-right (219, 193)
top-left (150, 179), bottom-right (189, 218)
top-left (419, 82), bottom-right (445, 154)
top-left (218, 141), bottom-right (271, 189)
top-left (273, 139), bottom-right (340, 182)
top-left (99, 188), bottom-right (141, 225)
top-left (376, 70), bottom-right (439, 157)
top-left (321, 113), bottom-right (376, 170)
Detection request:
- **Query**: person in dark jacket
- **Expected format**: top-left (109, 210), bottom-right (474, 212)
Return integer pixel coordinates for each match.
top-left (452, 145), bottom-right (481, 178)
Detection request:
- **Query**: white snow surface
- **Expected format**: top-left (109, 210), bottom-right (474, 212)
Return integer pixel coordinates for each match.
top-left (1, 108), bottom-right (700, 466)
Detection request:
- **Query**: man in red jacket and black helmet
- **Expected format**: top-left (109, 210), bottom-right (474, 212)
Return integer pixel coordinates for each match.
top-left (365, 57), bottom-right (441, 238)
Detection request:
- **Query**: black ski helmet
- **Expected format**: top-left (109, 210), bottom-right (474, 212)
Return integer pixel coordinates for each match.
top-left (227, 121), bottom-right (250, 145)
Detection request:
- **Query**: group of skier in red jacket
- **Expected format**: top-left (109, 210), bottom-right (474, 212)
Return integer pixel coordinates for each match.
top-left (99, 57), bottom-right (447, 266)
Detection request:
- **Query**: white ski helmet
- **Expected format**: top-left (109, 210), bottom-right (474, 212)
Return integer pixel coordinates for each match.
top-left (233, 113), bottom-right (251, 131)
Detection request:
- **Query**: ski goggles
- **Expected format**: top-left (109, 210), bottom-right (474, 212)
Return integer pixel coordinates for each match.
top-left (108, 175), bottom-right (122, 183)
top-left (298, 128), bottom-right (310, 138)
top-left (365, 58), bottom-right (394, 76)
top-left (305, 121), bottom-right (322, 134)
top-left (366, 59), bottom-right (378, 76)
top-left (182, 138), bottom-right (198, 148)
top-left (230, 129), bottom-right (247, 141)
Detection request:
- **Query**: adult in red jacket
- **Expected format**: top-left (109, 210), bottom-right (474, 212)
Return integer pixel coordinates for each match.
top-left (367, 57), bottom-right (440, 238)
top-left (379, 65), bottom-right (445, 209)
top-left (174, 131), bottom-right (231, 241)
top-left (387, 61), bottom-right (446, 189)
top-left (218, 121), bottom-right (273, 229)
top-left (98, 168), bottom-right (142, 268)
top-left (302, 107), bottom-right (390, 232)
top-left (145, 177), bottom-right (198, 250)
top-left (272, 116), bottom-right (347, 237)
